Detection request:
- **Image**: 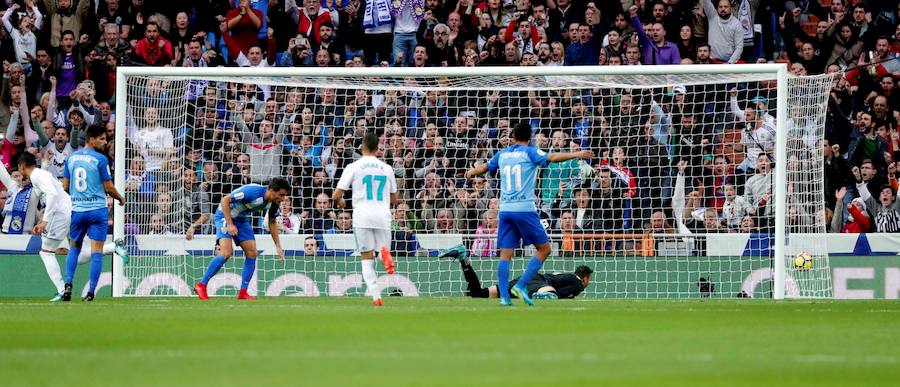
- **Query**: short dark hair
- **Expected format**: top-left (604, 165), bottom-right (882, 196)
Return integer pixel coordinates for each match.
top-left (86, 125), bottom-right (107, 140)
top-left (363, 132), bottom-right (379, 152)
top-left (61, 30), bottom-right (76, 40)
top-left (268, 177), bottom-right (290, 192)
top-left (575, 265), bottom-right (593, 278)
top-left (513, 122), bottom-right (532, 142)
top-left (880, 185), bottom-right (895, 196)
top-left (17, 152), bottom-right (37, 168)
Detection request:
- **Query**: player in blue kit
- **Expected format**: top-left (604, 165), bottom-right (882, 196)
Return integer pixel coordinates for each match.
top-left (194, 178), bottom-right (289, 300)
top-left (465, 122), bottom-right (592, 306)
top-left (61, 126), bottom-right (126, 301)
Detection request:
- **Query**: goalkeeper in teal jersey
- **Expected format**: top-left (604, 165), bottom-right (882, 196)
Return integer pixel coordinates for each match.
top-left (465, 122), bottom-right (593, 306)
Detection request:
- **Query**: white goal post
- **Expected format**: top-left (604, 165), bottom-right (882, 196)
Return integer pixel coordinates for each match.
top-left (113, 64), bottom-right (831, 299)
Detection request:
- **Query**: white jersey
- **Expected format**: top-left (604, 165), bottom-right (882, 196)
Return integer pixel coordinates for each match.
top-left (29, 167), bottom-right (72, 222)
top-left (131, 127), bottom-right (174, 171)
top-left (336, 156), bottom-right (397, 230)
top-left (43, 143), bottom-right (74, 178)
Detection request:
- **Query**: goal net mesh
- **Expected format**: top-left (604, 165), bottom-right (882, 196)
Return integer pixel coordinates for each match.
top-left (117, 70), bottom-right (834, 299)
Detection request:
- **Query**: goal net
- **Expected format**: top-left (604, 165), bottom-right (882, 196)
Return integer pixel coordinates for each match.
top-left (113, 66), bottom-right (834, 299)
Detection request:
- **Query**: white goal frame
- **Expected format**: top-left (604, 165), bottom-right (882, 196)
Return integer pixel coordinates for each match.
top-left (113, 64), bottom-right (791, 299)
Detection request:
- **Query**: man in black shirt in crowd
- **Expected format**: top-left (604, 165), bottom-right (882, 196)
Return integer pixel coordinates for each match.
top-left (439, 245), bottom-right (592, 300)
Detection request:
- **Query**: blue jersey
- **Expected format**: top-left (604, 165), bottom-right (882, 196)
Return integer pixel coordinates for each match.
top-left (214, 184), bottom-right (276, 221)
top-left (487, 144), bottom-right (549, 212)
top-left (63, 148), bottom-right (111, 212)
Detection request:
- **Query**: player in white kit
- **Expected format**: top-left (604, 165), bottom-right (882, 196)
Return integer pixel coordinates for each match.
top-left (332, 133), bottom-right (398, 306)
top-left (13, 153), bottom-right (127, 301)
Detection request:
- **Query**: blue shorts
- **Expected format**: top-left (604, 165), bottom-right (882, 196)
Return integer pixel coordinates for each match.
top-left (497, 211), bottom-right (548, 249)
top-left (215, 215), bottom-right (255, 244)
top-left (70, 208), bottom-right (109, 243)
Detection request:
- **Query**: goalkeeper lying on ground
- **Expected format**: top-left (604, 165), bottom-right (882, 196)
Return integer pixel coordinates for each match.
top-left (439, 245), bottom-right (592, 299)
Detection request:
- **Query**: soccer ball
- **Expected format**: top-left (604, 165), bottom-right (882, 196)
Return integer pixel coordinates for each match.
top-left (793, 252), bottom-right (813, 271)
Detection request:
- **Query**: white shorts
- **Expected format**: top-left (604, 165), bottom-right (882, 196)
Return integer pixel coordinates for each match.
top-left (41, 211), bottom-right (71, 251)
top-left (354, 228), bottom-right (391, 254)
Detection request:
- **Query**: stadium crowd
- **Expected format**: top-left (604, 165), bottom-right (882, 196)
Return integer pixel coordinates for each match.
top-left (1, 0), bottom-right (900, 256)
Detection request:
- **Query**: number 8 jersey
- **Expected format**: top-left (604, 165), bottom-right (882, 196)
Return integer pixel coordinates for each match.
top-left (487, 144), bottom-right (549, 213)
top-left (336, 155), bottom-right (397, 230)
top-left (64, 148), bottom-right (111, 212)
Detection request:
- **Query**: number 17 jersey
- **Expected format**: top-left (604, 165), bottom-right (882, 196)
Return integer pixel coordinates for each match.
top-left (336, 156), bottom-right (397, 230)
top-left (64, 148), bottom-right (111, 212)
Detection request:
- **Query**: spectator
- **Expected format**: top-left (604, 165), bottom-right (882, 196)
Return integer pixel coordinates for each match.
top-left (39, 125), bottom-right (73, 178)
top-left (265, 197), bottom-right (302, 234)
top-left (589, 166), bottom-right (627, 232)
top-left (628, 5), bottom-right (680, 65)
top-left (3, 2), bottom-right (43, 67)
top-left (94, 23), bottom-right (131, 65)
top-left (181, 168), bottom-right (212, 239)
top-left (306, 192), bottom-right (334, 232)
top-left (429, 208), bottom-right (460, 233)
top-left (303, 236), bottom-right (320, 256)
top-left (744, 153), bottom-right (773, 218)
top-left (51, 30), bottom-right (85, 108)
top-left (44, 0), bottom-right (91, 48)
top-left (392, 201), bottom-right (422, 232)
top-left (831, 187), bottom-right (872, 233)
top-left (234, 108), bottom-right (282, 183)
top-left (857, 182), bottom-right (900, 233)
top-left (565, 23), bottom-right (598, 65)
top-left (132, 21), bottom-right (174, 66)
top-left (470, 209), bottom-right (498, 257)
top-left (847, 112), bottom-right (888, 168)
top-left (735, 101), bottom-right (775, 174)
top-left (721, 183), bottom-right (751, 230)
top-left (326, 210), bottom-right (352, 234)
top-left (702, 0), bottom-right (743, 63)
top-left (645, 210), bottom-right (675, 234)
top-left (127, 107), bottom-right (175, 172)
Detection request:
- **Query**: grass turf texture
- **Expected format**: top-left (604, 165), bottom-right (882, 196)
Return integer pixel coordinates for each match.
top-left (1, 298), bottom-right (898, 386)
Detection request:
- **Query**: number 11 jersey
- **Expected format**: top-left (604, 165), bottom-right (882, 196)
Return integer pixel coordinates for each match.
top-left (487, 144), bottom-right (549, 213)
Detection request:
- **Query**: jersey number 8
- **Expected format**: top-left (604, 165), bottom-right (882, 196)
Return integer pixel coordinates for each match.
top-left (73, 167), bottom-right (88, 192)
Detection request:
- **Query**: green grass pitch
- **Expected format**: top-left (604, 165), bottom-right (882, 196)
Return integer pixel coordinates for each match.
top-left (1, 297), bottom-right (898, 386)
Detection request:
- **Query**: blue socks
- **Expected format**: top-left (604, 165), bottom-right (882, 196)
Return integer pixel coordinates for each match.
top-left (201, 256), bottom-right (227, 285)
top-left (200, 255), bottom-right (255, 290)
top-left (65, 246), bottom-right (80, 284)
top-left (516, 257), bottom-right (544, 290)
top-left (88, 253), bottom-right (103, 293)
top-left (498, 260), bottom-right (511, 300)
top-left (241, 258), bottom-right (256, 290)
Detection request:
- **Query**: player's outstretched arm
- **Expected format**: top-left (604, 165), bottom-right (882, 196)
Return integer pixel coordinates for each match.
top-left (103, 180), bottom-right (126, 206)
top-left (465, 164), bottom-right (488, 179)
top-left (547, 150), bottom-right (594, 163)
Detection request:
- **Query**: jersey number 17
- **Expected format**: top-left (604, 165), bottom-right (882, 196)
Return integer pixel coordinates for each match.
top-left (362, 174), bottom-right (387, 201)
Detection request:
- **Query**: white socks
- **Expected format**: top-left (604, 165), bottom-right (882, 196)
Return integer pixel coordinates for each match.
top-left (77, 243), bottom-right (115, 264)
top-left (39, 250), bottom-right (64, 294)
top-left (361, 259), bottom-right (381, 301)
